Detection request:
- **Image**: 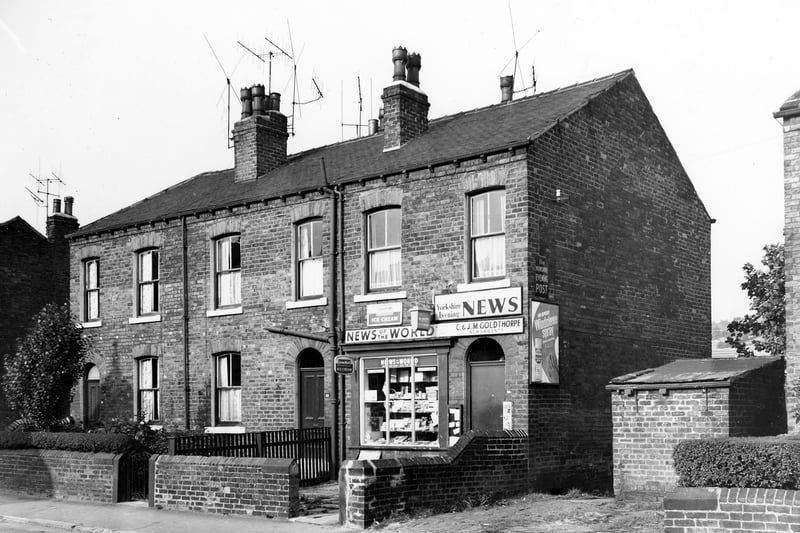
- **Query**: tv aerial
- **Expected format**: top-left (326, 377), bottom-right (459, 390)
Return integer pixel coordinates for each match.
top-left (500, 3), bottom-right (539, 96)
top-left (340, 76), bottom-right (372, 139)
top-left (204, 34), bottom-right (244, 149)
top-left (26, 171), bottom-right (65, 214)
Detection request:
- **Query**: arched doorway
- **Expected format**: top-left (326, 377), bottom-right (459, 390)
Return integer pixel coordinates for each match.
top-left (467, 338), bottom-right (505, 431)
top-left (83, 364), bottom-right (100, 426)
top-left (297, 349), bottom-right (325, 428)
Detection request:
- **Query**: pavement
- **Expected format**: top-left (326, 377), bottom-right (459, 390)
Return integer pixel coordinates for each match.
top-left (0, 489), bottom-right (347, 533)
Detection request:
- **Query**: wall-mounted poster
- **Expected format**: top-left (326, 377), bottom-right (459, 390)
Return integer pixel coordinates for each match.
top-left (530, 301), bottom-right (559, 384)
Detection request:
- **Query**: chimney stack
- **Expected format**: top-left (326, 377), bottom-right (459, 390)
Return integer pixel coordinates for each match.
top-left (47, 196), bottom-right (78, 243)
top-left (233, 84), bottom-right (288, 182)
top-left (382, 46), bottom-right (429, 151)
top-left (500, 75), bottom-right (514, 103)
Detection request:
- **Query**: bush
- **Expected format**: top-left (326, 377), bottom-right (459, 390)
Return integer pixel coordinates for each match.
top-left (97, 418), bottom-right (169, 454)
top-left (0, 431), bottom-right (137, 453)
top-left (674, 437), bottom-right (800, 489)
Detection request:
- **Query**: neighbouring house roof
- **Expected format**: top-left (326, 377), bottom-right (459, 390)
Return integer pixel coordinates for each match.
top-left (606, 357), bottom-right (782, 390)
top-left (0, 216), bottom-right (47, 241)
top-left (72, 70), bottom-right (634, 238)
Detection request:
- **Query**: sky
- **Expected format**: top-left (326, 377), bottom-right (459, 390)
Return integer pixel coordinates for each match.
top-left (0, 1), bottom-right (794, 323)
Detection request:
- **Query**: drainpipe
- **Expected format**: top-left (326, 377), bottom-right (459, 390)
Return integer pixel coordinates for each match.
top-left (320, 158), bottom-right (340, 478)
top-left (181, 215), bottom-right (191, 430)
top-left (338, 185), bottom-right (346, 465)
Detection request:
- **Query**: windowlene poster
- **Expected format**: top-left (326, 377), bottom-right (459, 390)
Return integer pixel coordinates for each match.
top-left (530, 301), bottom-right (559, 384)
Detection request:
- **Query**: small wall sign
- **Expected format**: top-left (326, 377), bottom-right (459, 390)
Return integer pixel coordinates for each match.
top-left (534, 258), bottom-right (549, 299)
top-left (334, 355), bottom-right (355, 374)
top-left (366, 302), bottom-right (403, 327)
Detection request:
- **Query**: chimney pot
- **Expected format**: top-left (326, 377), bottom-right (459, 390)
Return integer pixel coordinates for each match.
top-left (251, 84), bottom-right (266, 115)
top-left (368, 119), bottom-right (379, 135)
top-left (392, 46), bottom-right (408, 82)
top-left (241, 87), bottom-right (253, 118)
top-left (269, 92), bottom-right (281, 112)
top-left (406, 53), bottom-right (421, 86)
top-left (64, 196), bottom-right (74, 216)
top-left (52, 198), bottom-right (61, 214)
top-left (500, 75), bottom-right (514, 103)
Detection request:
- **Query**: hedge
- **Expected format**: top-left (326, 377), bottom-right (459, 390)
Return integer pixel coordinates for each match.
top-left (0, 431), bottom-right (138, 453)
top-left (674, 436), bottom-right (800, 489)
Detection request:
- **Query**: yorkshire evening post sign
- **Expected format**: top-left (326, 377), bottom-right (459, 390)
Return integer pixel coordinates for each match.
top-left (530, 301), bottom-right (559, 384)
top-left (434, 287), bottom-right (522, 321)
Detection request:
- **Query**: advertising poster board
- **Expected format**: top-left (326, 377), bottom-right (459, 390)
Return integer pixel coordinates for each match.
top-left (530, 301), bottom-right (559, 384)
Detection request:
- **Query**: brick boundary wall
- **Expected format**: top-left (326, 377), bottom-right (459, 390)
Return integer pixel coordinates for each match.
top-left (0, 449), bottom-right (119, 502)
top-left (149, 454), bottom-right (299, 519)
top-left (340, 430), bottom-right (529, 528)
top-left (664, 487), bottom-right (800, 532)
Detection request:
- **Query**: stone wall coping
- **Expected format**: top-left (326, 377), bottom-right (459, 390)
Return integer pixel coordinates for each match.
top-left (663, 487), bottom-right (719, 510)
top-left (0, 449), bottom-right (120, 461)
top-left (154, 453), bottom-right (296, 473)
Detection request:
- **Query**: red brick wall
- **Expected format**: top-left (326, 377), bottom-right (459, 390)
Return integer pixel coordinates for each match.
top-left (150, 454), bottom-right (298, 519)
top-left (783, 112), bottom-right (800, 433)
top-left (611, 388), bottom-right (730, 499)
top-left (0, 449), bottom-right (118, 502)
top-left (340, 430), bottom-right (529, 528)
top-left (664, 487), bottom-right (800, 532)
top-left (728, 360), bottom-right (787, 437)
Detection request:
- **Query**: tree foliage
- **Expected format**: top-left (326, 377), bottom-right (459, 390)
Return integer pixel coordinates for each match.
top-left (3, 303), bottom-right (91, 429)
top-left (726, 243), bottom-right (785, 357)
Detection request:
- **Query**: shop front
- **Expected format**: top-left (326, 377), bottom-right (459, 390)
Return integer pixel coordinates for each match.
top-left (343, 286), bottom-right (527, 453)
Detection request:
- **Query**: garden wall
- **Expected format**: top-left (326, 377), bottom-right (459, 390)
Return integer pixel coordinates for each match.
top-left (664, 487), bottom-right (800, 532)
top-left (340, 430), bottom-right (529, 528)
top-left (0, 449), bottom-right (119, 502)
top-left (149, 454), bottom-right (299, 519)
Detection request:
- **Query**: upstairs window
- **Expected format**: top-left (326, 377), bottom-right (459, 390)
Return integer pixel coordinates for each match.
top-left (367, 208), bottom-right (401, 290)
top-left (84, 259), bottom-right (100, 321)
top-left (297, 220), bottom-right (323, 298)
top-left (216, 352), bottom-right (241, 423)
top-left (137, 249), bottom-right (159, 315)
top-left (470, 189), bottom-right (506, 280)
top-left (215, 235), bottom-right (241, 308)
top-left (137, 357), bottom-right (159, 421)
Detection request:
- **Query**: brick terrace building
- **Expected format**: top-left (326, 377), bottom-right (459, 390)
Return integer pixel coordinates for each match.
top-left (68, 47), bottom-right (710, 490)
top-left (0, 199), bottom-right (78, 426)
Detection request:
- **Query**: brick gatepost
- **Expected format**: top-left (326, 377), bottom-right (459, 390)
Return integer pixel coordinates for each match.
top-left (776, 89), bottom-right (800, 432)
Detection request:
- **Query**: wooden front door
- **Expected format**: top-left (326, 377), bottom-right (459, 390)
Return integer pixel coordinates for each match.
top-left (469, 362), bottom-right (504, 431)
top-left (299, 367), bottom-right (325, 428)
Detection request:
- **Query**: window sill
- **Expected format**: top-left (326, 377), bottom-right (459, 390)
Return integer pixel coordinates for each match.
top-left (286, 297), bottom-right (328, 309)
top-left (456, 278), bottom-right (510, 292)
top-left (128, 314), bottom-right (161, 324)
top-left (206, 306), bottom-right (243, 318)
top-left (204, 425), bottom-right (245, 434)
top-left (81, 320), bottom-right (103, 329)
top-left (353, 290), bottom-right (407, 303)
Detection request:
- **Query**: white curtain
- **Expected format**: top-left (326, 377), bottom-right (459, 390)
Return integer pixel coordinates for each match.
top-left (140, 283), bottom-right (155, 313)
top-left (473, 235), bottom-right (506, 278)
top-left (218, 389), bottom-right (241, 422)
top-left (300, 257), bottom-right (323, 297)
top-left (217, 271), bottom-right (241, 307)
top-left (370, 249), bottom-right (401, 289)
top-left (87, 291), bottom-right (99, 320)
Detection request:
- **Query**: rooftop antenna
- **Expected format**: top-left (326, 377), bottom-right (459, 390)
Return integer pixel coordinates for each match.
top-left (500, 2), bottom-right (539, 97)
top-left (204, 34), bottom-right (243, 149)
top-left (340, 76), bottom-right (370, 139)
top-left (26, 170), bottom-right (64, 215)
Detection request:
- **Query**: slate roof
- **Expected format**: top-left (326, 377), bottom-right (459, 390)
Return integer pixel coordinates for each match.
top-left (607, 357), bottom-right (782, 390)
top-left (0, 216), bottom-right (47, 241)
top-left (73, 70), bottom-right (633, 238)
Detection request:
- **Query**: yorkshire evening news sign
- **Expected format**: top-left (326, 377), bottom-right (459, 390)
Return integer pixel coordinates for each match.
top-left (344, 317), bottom-right (524, 344)
top-left (433, 287), bottom-right (522, 321)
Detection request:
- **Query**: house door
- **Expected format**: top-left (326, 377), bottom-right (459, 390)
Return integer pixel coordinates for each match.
top-left (298, 350), bottom-right (325, 428)
top-left (467, 338), bottom-right (505, 431)
top-left (84, 365), bottom-right (100, 425)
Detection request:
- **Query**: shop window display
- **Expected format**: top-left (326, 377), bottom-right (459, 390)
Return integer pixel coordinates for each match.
top-left (362, 355), bottom-right (439, 446)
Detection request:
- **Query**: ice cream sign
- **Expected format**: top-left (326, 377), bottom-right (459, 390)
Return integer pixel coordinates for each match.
top-left (433, 287), bottom-right (522, 321)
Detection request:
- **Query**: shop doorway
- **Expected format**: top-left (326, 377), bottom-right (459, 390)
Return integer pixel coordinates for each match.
top-left (467, 338), bottom-right (505, 431)
top-left (84, 364), bottom-right (100, 425)
top-left (298, 349), bottom-right (325, 428)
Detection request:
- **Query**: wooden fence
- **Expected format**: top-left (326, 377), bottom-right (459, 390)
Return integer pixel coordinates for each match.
top-left (167, 427), bottom-right (332, 486)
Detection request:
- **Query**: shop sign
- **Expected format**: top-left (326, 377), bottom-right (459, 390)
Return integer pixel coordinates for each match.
top-left (366, 302), bottom-right (403, 327)
top-left (534, 258), bottom-right (549, 299)
top-left (433, 287), bottom-right (522, 321)
top-left (432, 317), bottom-right (523, 337)
top-left (344, 316), bottom-right (524, 344)
top-left (334, 355), bottom-right (355, 374)
top-left (530, 301), bottom-right (559, 384)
